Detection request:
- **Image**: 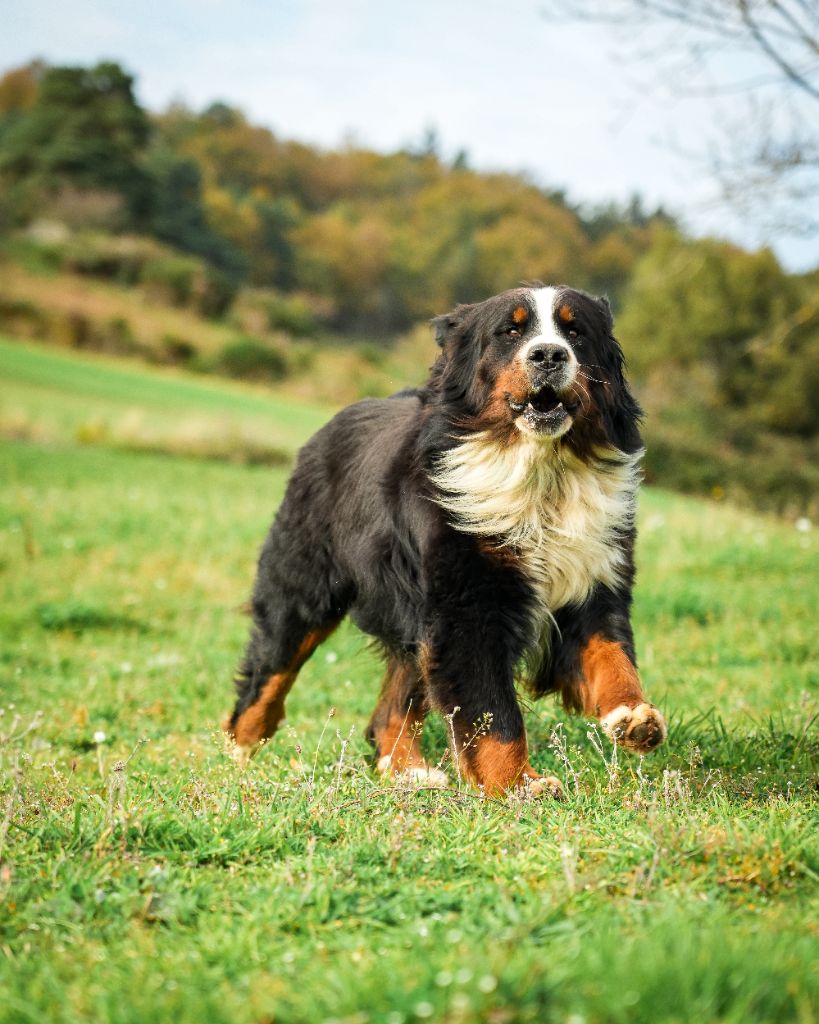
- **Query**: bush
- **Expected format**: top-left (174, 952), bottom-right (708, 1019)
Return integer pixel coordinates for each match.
top-left (103, 316), bottom-right (141, 356)
top-left (0, 296), bottom-right (46, 338)
top-left (140, 253), bottom-right (236, 317)
top-left (195, 268), bottom-right (236, 319)
top-left (140, 254), bottom-right (201, 306)
top-left (159, 333), bottom-right (197, 365)
top-left (357, 342), bottom-right (387, 367)
top-left (211, 336), bottom-right (288, 382)
top-left (264, 293), bottom-right (319, 337)
top-left (61, 232), bottom-right (161, 284)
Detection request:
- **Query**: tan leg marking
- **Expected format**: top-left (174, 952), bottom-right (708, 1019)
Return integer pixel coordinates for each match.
top-left (226, 623), bottom-right (338, 764)
top-left (375, 705), bottom-right (426, 771)
top-left (465, 735), bottom-right (564, 799)
top-left (371, 661), bottom-right (447, 787)
top-left (580, 635), bottom-right (666, 753)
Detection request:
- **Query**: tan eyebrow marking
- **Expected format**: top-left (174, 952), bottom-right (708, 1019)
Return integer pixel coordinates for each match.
top-left (558, 304), bottom-right (575, 323)
top-left (512, 305), bottom-right (528, 324)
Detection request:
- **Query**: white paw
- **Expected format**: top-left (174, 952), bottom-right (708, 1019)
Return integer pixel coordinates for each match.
top-left (525, 774), bottom-right (565, 800)
top-left (600, 703), bottom-right (667, 754)
top-left (224, 732), bottom-right (258, 768)
top-left (396, 766), bottom-right (450, 788)
top-left (377, 754), bottom-right (449, 788)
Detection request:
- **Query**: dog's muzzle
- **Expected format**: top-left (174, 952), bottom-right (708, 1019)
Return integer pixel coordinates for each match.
top-left (508, 342), bottom-right (578, 435)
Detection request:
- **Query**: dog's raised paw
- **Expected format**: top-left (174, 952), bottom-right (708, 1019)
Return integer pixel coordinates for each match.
top-left (525, 774), bottom-right (566, 800)
top-left (600, 703), bottom-right (667, 754)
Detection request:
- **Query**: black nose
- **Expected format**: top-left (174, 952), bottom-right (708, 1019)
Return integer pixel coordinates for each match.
top-left (528, 343), bottom-right (569, 368)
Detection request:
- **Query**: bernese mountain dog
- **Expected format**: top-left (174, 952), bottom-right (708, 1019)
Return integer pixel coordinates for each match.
top-left (225, 284), bottom-right (667, 796)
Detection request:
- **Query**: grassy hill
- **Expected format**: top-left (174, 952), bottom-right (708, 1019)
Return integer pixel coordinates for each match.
top-left (0, 342), bottom-right (816, 1023)
top-left (3, 243), bottom-right (818, 516)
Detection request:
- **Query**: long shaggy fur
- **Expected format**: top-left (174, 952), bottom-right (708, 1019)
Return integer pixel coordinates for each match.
top-left (225, 283), bottom-right (664, 785)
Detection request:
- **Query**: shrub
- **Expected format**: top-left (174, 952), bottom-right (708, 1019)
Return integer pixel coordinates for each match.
top-left (159, 333), bottom-right (197, 365)
top-left (195, 268), bottom-right (237, 319)
top-left (264, 293), bottom-right (318, 337)
top-left (211, 336), bottom-right (288, 382)
top-left (140, 254), bottom-right (237, 317)
top-left (0, 297), bottom-right (46, 338)
top-left (140, 254), bottom-right (201, 306)
top-left (103, 316), bottom-right (141, 356)
top-left (357, 342), bottom-right (387, 367)
top-left (62, 232), bottom-right (160, 284)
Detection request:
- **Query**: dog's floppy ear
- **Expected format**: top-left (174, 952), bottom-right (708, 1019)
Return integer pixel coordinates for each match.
top-left (431, 303), bottom-right (476, 348)
top-left (432, 314), bottom-right (458, 348)
top-left (595, 294), bottom-right (614, 330)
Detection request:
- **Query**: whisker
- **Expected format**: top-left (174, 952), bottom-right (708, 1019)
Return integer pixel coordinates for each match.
top-left (578, 369), bottom-right (610, 385)
top-left (571, 380), bottom-right (591, 413)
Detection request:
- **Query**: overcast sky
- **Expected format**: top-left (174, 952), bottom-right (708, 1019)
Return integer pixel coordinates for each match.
top-left (3, 0), bottom-right (817, 271)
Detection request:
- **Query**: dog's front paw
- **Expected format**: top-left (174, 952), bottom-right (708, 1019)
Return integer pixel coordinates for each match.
top-left (524, 774), bottom-right (565, 798)
top-left (396, 765), bottom-right (450, 788)
top-left (222, 715), bottom-right (258, 767)
top-left (377, 754), bottom-right (450, 788)
top-left (524, 774), bottom-right (566, 800)
top-left (600, 703), bottom-right (667, 754)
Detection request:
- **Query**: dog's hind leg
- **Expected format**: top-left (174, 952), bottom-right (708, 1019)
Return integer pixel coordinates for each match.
top-left (225, 608), bottom-right (340, 766)
top-left (366, 655), bottom-right (447, 787)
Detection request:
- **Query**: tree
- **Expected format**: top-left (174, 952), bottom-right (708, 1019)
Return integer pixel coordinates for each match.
top-left (0, 61), bottom-right (43, 117)
top-left (144, 146), bottom-right (245, 279)
top-left (617, 227), bottom-right (801, 388)
top-left (540, 1), bottom-right (819, 235)
top-left (0, 62), bottom-right (153, 223)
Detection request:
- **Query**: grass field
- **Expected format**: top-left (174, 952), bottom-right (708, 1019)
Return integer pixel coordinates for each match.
top-left (1, 340), bottom-right (817, 1024)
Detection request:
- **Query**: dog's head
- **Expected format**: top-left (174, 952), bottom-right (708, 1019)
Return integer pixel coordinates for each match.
top-left (430, 285), bottom-right (642, 454)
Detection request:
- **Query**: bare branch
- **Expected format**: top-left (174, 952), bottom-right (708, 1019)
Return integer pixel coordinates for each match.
top-left (737, 0), bottom-right (819, 99)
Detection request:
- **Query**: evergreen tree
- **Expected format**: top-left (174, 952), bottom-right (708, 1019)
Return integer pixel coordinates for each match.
top-left (0, 61), bottom-right (151, 222)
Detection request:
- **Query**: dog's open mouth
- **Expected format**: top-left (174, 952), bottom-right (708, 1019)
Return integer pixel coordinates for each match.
top-left (509, 385), bottom-right (579, 433)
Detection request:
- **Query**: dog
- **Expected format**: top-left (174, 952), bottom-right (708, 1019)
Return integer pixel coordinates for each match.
top-left (224, 284), bottom-right (667, 796)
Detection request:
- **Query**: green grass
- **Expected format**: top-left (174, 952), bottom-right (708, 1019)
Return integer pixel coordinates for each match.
top-left (1, 341), bottom-right (817, 1024)
top-left (0, 336), bottom-right (331, 462)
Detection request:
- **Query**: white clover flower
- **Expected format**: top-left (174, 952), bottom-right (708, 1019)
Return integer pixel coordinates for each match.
top-left (93, 730), bottom-right (107, 744)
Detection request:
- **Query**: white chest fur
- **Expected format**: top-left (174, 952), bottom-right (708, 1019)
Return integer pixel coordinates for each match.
top-left (430, 434), bottom-right (642, 615)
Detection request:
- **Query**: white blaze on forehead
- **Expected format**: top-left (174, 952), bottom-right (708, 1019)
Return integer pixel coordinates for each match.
top-left (520, 285), bottom-right (577, 368)
top-left (530, 285), bottom-right (559, 334)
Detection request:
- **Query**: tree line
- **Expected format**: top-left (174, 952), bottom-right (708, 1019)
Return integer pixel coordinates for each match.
top-left (0, 59), bottom-right (816, 451)
top-left (0, 60), bottom-right (674, 330)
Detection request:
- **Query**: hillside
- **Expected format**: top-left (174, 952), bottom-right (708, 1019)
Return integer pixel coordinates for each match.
top-left (2, 58), bottom-right (819, 516)
top-left (2, 247), bottom-right (818, 516)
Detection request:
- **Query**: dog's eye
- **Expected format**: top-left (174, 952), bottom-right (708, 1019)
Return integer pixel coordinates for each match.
top-left (568, 330), bottom-right (579, 339)
top-left (505, 327), bottom-right (522, 339)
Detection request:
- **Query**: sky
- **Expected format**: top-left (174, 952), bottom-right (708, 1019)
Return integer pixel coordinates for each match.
top-left (3, 0), bottom-right (817, 271)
